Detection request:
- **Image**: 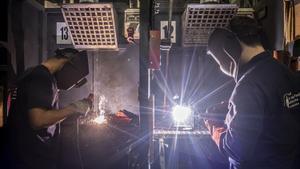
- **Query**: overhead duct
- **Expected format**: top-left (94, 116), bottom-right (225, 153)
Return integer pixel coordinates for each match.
top-left (182, 4), bottom-right (238, 47)
top-left (61, 3), bottom-right (118, 49)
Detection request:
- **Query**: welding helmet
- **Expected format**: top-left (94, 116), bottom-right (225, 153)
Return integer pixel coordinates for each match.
top-left (54, 48), bottom-right (89, 90)
top-left (54, 48), bottom-right (79, 60)
top-left (208, 16), bottom-right (264, 78)
top-left (207, 28), bottom-right (242, 77)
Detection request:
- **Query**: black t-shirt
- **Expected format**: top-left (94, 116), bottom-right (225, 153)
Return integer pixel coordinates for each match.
top-left (7, 65), bottom-right (59, 169)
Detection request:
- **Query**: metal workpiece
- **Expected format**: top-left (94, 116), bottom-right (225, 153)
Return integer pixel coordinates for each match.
top-left (153, 129), bottom-right (210, 139)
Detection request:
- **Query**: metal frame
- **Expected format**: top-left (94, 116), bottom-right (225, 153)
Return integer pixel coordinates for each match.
top-left (61, 3), bottom-right (118, 49)
top-left (153, 129), bottom-right (210, 138)
top-left (182, 4), bottom-right (238, 47)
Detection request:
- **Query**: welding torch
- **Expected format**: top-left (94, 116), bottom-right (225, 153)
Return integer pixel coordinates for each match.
top-left (200, 101), bottom-right (228, 135)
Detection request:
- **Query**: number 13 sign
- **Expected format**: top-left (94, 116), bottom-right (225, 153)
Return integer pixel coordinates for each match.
top-left (56, 22), bottom-right (72, 44)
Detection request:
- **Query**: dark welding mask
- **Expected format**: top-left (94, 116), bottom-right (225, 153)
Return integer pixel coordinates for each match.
top-left (54, 48), bottom-right (89, 90)
top-left (207, 28), bottom-right (242, 78)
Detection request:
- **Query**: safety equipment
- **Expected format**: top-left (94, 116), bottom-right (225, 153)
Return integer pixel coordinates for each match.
top-left (211, 125), bottom-right (226, 148)
top-left (203, 101), bottom-right (228, 147)
top-left (201, 101), bottom-right (228, 121)
top-left (207, 28), bottom-right (242, 77)
top-left (54, 48), bottom-right (79, 60)
top-left (70, 98), bottom-right (92, 116)
top-left (55, 49), bottom-right (89, 90)
top-left (204, 116), bottom-right (227, 147)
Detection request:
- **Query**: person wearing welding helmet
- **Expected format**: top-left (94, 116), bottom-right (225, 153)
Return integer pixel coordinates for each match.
top-left (206, 16), bottom-right (300, 169)
top-left (5, 48), bottom-right (92, 169)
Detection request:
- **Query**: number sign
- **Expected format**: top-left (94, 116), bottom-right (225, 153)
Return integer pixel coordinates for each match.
top-left (56, 22), bottom-right (72, 44)
top-left (160, 21), bottom-right (176, 43)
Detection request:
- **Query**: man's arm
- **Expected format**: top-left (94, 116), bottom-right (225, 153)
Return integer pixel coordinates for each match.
top-left (28, 97), bottom-right (92, 130)
top-left (28, 106), bottom-right (75, 130)
top-left (220, 81), bottom-right (265, 163)
top-left (25, 71), bottom-right (92, 130)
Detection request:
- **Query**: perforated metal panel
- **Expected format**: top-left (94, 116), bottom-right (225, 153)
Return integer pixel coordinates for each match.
top-left (182, 4), bottom-right (238, 47)
top-left (61, 3), bottom-right (118, 49)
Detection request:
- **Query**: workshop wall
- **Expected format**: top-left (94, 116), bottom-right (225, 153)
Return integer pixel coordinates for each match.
top-left (92, 46), bottom-right (140, 115)
top-left (256, 0), bottom-right (284, 50)
top-left (296, 2), bottom-right (300, 37)
top-left (23, 2), bottom-right (41, 69)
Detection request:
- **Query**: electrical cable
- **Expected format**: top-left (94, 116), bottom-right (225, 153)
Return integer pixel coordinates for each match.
top-left (162, 0), bottom-right (174, 108)
top-left (76, 118), bottom-right (85, 169)
top-left (167, 0), bottom-right (174, 40)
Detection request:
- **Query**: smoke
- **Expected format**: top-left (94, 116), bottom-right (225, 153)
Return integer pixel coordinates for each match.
top-left (92, 45), bottom-right (139, 115)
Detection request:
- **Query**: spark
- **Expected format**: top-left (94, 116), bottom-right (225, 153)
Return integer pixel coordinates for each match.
top-left (93, 115), bottom-right (106, 124)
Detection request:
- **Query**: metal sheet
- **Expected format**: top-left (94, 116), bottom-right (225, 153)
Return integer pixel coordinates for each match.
top-left (61, 3), bottom-right (118, 49)
top-left (182, 4), bottom-right (238, 47)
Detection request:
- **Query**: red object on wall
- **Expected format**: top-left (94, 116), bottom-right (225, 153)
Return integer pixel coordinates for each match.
top-left (291, 57), bottom-right (300, 71)
top-left (149, 30), bottom-right (161, 70)
top-left (273, 50), bottom-right (291, 65)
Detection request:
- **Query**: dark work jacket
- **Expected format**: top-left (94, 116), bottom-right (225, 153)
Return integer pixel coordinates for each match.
top-left (220, 51), bottom-right (300, 169)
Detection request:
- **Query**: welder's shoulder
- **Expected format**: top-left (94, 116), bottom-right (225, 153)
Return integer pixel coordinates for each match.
top-left (237, 59), bottom-right (295, 98)
top-left (28, 66), bottom-right (52, 81)
top-left (19, 66), bottom-right (53, 89)
top-left (248, 59), bottom-right (291, 85)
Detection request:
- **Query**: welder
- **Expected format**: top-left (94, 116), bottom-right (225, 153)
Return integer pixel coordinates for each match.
top-left (205, 16), bottom-right (300, 169)
top-left (4, 48), bottom-right (92, 169)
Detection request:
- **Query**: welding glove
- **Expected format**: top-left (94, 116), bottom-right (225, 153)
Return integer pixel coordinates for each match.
top-left (69, 98), bottom-right (92, 116)
top-left (204, 119), bottom-right (227, 148)
top-left (203, 101), bottom-right (228, 147)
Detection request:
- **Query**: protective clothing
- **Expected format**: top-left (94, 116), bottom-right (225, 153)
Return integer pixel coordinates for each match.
top-left (203, 101), bottom-right (229, 148)
top-left (55, 49), bottom-right (89, 90)
top-left (70, 98), bottom-right (93, 116)
top-left (220, 51), bottom-right (300, 169)
top-left (207, 28), bottom-right (241, 77)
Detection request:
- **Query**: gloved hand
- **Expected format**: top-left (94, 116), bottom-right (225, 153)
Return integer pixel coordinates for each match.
top-left (203, 101), bottom-right (228, 147)
top-left (69, 94), bottom-right (93, 116)
top-left (204, 119), bottom-right (227, 148)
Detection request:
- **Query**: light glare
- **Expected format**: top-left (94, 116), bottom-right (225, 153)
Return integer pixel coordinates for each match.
top-left (93, 115), bottom-right (106, 124)
top-left (172, 105), bottom-right (192, 123)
